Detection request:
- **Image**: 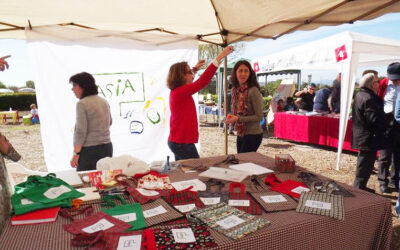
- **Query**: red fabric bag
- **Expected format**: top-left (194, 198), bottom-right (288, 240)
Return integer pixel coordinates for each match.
top-left (127, 186), bottom-right (163, 204)
top-left (228, 182), bottom-right (262, 215)
top-left (264, 173), bottom-right (309, 199)
top-left (103, 229), bottom-right (157, 250)
top-left (64, 211), bottom-right (131, 235)
top-left (163, 188), bottom-right (203, 214)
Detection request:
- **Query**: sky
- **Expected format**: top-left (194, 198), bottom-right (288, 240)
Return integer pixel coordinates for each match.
top-left (1, 13), bottom-right (400, 87)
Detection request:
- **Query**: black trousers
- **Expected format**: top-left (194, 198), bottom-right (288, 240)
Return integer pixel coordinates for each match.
top-left (168, 141), bottom-right (199, 161)
top-left (78, 143), bottom-right (113, 171)
top-left (236, 133), bottom-right (263, 153)
top-left (378, 143), bottom-right (400, 187)
top-left (353, 150), bottom-right (377, 189)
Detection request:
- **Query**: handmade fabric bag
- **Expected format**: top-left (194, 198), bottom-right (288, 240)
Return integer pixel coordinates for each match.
top-left (188, 202), bottom-right (270, 240)
top-left (64, 211), bottom-right (131, 235)
top-left (127, 186), bottom-right (163, 204)
top-left (265, 173), bottom-right (309, 199)
top-left (296, 182), bottom-right (345, 220)
top-left (11, 173), bottom-right (84, 215)
top-left (101, 195), bottom-right (146, 231)
top-left (197, 179), bottom-right (229, 206)
top-left (135, 171), bottom-right (173, 190)
top-left (163, 189), bottom-right (203, 214)
top-left (153, 223), bottom-right (217, 249)
top-left (141, 198), bottom-right (184, 227)
top-left (103, 229), bottom-right (157, 250)
top-left (249, 191), bottom-right (298, 212)
top-left (228, 182), bottom-right (262, 215)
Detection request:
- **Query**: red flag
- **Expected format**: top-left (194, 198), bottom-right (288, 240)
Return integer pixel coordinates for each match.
top-left (253, 62), bottom-right (260, 72)
top-left (335, 45), bottom-right (347, 62)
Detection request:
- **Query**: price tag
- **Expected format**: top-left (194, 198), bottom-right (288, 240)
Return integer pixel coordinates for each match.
top-left (216, 215), bottom-right (245, 229)
top-left (113, 212), bottom-right (137, 222)
top-left (291, 186), bottom-right (310, 194)
top-left (171, 228), bottom-right (196, 243)
top-left (43, 185), bottom-right (71, 199)
top-left (305, 200), bottom-right (331, 210)
top-left (200, 197), bottom-right (221, 205)
top-left (136, 188), bottom-right (160, 196)
top-left (82, 219), bottom-right (114, 233)
top-left (228, 199), bottom-right (250, 207)
top-left (143, 205), bottom-right (168, 218)
top-left (261, 195), bottom-right (287, 203)
top-left (174, 204), bottom-right (196, 213)
top-left (117, 235), bottom-right (141, 250)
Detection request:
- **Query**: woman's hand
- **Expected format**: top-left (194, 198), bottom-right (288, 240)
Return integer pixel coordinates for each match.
top-left (70, 155), bottom-right (79, 168)
top-left (0, 55), bottom-right (11, 71)
top-left (216, 46), bottom-right (234, 63)
top-left (225, 114), bottom-right (239, 124)
top-left (194, 59), bottom-right (206, 70)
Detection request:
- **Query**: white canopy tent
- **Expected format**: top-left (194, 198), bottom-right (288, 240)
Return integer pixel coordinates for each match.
top-left (252, 31), bottom-right (400, 170)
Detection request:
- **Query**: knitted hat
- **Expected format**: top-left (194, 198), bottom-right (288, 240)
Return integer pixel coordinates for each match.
top-left (387, 62), bottom-right (400, 81)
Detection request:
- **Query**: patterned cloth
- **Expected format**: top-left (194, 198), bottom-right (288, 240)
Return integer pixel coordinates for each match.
top-left (127, 186), bottom-right (163, 204)
top-left (102, 203), bottom-right (146, 231)
top-left (249, 191), bottom-right (298, 212)
top-left (231, 85), bottom-right (249, 136)
top-left (297, 172), bottom-right (354, 197)
top-left (228, 182), bottom-right (262, 215)
top-left (135, 171), bottom-right (173, 190)
top-left (188, 202), bottom-right (270, 240)
top-left (153, 223), bottom-right (217, 249)
top-left (141, 199), bottom-right (184, 227)
top-left (265, 173), bottom-right (309, 199)
top-left (103, 229), bottom-right (157, 250)
top-left (163, 190), bottom-right (203, 214)
top-left (63, 211), bottom-right (131, 235)
top-left (296, 184), bottom-right (345, 220)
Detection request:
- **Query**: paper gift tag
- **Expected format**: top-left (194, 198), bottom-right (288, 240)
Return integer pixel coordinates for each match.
top-left (216, 215), bottom-right (245, 229)
top-left (291, 186), bottom-right (310, 194)
top-left (117, 235), bottom-right (142, 250)
top-left (171, 228), bottom-right (196, 243)
top-left (82, 218), bottom-right (115, 233)
top-left (43, 185), bottom-right (71, 199)
top-left (305, 200), bottom-right (331, 210)
top-left (143, 205), bottom-right (168, 218)
top-left (228, 199), bottom-right (250, 207)
top-left (143, 181), bottom-right (164, 189)
top-left (112, 213), bottom-right (137, 223)
top-left (136, 188), bottom-right (160, 196)
top-left (261, 194), bottom-right (287, 203)
top-left (174, 204), bottom-right (196, 213)
top-left (20, 198), bottom-right (34, 205)
top-left (171, 179), bottom-right (206, 192)
top-left (200, 197), bottom-right (221, 205)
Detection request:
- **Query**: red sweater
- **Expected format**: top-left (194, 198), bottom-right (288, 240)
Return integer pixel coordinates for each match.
top-left (168, 63), bottom-right (217, 144)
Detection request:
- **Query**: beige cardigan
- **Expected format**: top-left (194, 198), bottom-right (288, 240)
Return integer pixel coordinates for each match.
top-left (236, 86), bottom-right (264, 135)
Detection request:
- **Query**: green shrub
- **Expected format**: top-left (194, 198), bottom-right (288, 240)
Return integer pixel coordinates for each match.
top-left (0, 93), bottom-right (37, 111)
top-left (263, 97), bottom-right (271, 110)
top-left (211, 94), bottom-right (218, 103)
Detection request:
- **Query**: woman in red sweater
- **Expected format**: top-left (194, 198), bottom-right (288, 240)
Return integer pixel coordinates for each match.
top-left (167, 46), bottom-right (233, 161)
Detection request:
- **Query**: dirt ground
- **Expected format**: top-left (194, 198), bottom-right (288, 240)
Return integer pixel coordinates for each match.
top-left (1, 117), bottom-right (399, 249)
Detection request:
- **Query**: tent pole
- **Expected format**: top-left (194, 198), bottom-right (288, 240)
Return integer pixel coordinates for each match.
top-left (224, 56), bottom-right (228, 155)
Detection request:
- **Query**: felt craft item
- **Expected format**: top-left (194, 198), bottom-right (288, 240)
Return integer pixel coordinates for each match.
top-left (127, 186), bottom-right (163, 204)
top-left (228, 182), bottom-right (263, 215)
top-left (141, 198), bottom-right (185, 227)
top-left (103, 229), bottom-right (157, 250)
top-left (188, 202), bottom-right (270, 240)
top-left (64, 211), bottom-right (131, 235)
top-left (163, 189), bottom-right (203, 214)
top-left (135, 171), bottom-right (173, 190)
top-left (101, 196), bottom-right (146, 231)
top-left (265, 173), bottom-right (309, 199)
top-left (59, 205), bottom-right (94, 221)
top-left (153, 223), bottom-right (217, 249)
top-left (296, 182), bottom-right (345, 220)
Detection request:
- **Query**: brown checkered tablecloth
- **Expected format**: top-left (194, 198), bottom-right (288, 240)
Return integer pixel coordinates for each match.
top-left (0, 152), bottom-right (392, 249)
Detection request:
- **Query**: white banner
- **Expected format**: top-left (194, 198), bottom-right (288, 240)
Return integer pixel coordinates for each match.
top-left (26, 26), bottom-right (198, 171)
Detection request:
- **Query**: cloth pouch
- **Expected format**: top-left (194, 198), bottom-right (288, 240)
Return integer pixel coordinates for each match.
top-left (197, 179), bottom-right (229, 206)
top-left (103, 229), bottom-right (157, 250)
top-left (153, 223), bottom-right (217, 249)
top-left (101, 196), bottom-right (146, 231)
top-left (64, 211), bottom-right (131, 235)
top-left (127, 186), bottom-right (163, 204)
top-left (228, 182), bottom-right (263, 215)
top-left (249, 191), bottom-right (298, 212)
top-left (187, 202), bottom-right (270, 240)
top-left (141, 198), bottom-right (184, 227)
top-left (163, 189), bottom-right (203, 214)
top-left (135, 171), bottom-right (173, 190)
top-left (265, 173), bottom-right (309, 199)
top-left (296, 182), bottom-right (345, 220)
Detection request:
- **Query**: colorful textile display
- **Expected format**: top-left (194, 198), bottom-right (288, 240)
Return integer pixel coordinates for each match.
top-left (265, 173), bottom-right (309, 199)
top-left (228, 182), bottom-right (262, 215)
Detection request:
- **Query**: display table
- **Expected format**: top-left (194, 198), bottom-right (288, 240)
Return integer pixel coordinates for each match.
top-left (274, 112), bottom-right (356, 152)
top-left (0, 153), bottom-right (391, 249)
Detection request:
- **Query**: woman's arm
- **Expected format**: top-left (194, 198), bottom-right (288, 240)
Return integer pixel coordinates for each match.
top-left (71, 102), bottom-right (87, 167)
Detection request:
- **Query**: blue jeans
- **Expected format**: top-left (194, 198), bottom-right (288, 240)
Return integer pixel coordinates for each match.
top-left (168, 141), bottom-right (199, 161)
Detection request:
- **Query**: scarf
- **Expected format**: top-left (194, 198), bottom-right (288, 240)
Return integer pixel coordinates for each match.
top-left (231, 85), bottom-right (248, 137)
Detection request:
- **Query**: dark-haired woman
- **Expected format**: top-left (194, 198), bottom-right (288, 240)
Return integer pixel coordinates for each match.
top-left (69, 72), bottom-right (113, 171)
top-left (167, 46), bottom-right (233, 161)
top-left (225, 61), bottom-right (264, 153)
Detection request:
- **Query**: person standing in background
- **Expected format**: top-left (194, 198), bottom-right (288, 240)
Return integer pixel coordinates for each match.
top-left (295, 84), bottom-right (316, 112)
top-left (69, 72), bottom-right (113, 171)
top-left (225, 60), bottom-right (264, 153)
top-left (351, 73), bottom-right (384, 193)
top-left (167, 46), bottom-right (233, 161)
top-left (328, 73), bottom-right (341, 114)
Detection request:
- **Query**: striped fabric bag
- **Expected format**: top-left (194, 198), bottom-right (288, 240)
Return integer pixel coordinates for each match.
top-left (296, 182), bottom-right (345, 220)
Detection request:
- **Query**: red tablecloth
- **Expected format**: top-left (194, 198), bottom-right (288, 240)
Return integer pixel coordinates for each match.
top-left (274, 113), bottom-right (356, 152)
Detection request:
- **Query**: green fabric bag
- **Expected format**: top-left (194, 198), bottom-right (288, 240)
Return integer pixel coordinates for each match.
top-left (14, 173), bottom-right (84, 204)
top-left (101, 196), bottom-right (146, 231)
top-left (11, 193), bottom-right (72, 215)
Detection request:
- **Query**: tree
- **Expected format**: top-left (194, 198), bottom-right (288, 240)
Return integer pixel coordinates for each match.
top-left (0, 81), bottom-right (6, 89)
top-left (26, 80), bottom-right (35, 89)
top-left (8, 85), bottom-right (19, 92)
top-left (198, 42), bottom-right (245, 68)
